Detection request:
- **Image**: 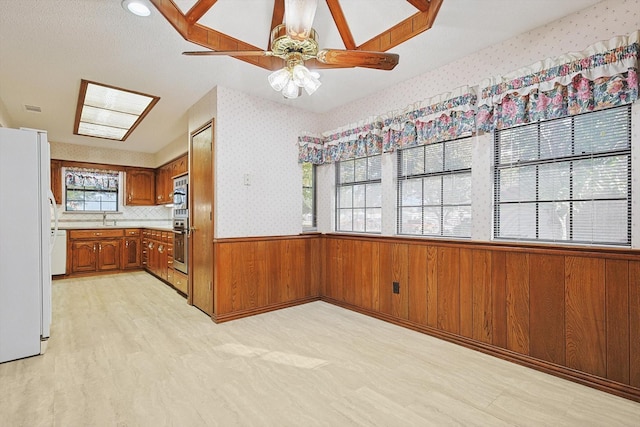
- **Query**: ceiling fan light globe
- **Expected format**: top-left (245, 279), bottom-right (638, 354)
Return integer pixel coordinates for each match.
top-left (292, 64), bottom-right (311, 87)
top-left (282, 79), bottom-right (301, 99)
top-left (303, 75), bottom-right (321, 96)
top-left (268, 68), bottom-right (291, 92)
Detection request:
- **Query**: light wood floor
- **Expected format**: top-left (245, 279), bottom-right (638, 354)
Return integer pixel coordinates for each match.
top-left (1, 272), bottom-right (639, 426)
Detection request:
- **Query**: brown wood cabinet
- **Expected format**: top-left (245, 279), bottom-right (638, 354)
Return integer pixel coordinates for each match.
top-left (155, 153), bottom-right (188, 205)
top-left (68, 229), bottom-right (125, 274)
top-left (155, 164), bottom-right (172, 204)
top-left (125, 167), bottom-right (156, 206)
top-left (50, 159), bottom-right (62, 205)
top-left (122, 229), bottom-right (142, 269)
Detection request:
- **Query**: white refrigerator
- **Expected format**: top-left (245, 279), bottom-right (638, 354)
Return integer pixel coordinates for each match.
top-left (0, 127), bottom-right (54, 363)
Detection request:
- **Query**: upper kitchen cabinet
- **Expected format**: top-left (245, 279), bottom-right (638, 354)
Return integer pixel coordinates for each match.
top-left (125, 167), bottom-right (156, 206)
top-left (50, 159), bottom-right (62, 204)
top-left (155, 153), bottom-right (188, 205)
top-left (155, 163), bottom-right (172, 204)
top-left (171, 154), bottom-right (188, 178)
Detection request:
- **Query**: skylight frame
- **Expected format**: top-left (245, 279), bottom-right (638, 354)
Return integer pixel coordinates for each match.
top-left (74, 79), bottom-right (160, 142)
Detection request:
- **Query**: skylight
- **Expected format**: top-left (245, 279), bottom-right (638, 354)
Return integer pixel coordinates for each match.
top-left (74, 79), bottom-right (159, 141)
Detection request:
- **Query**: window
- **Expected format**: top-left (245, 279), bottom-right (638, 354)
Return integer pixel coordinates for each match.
top-left (336, 155), bottom-right (382, 233)
top-left (397, 137), bottom-right (472, 237)
top-left (494, 105), bottom-right (631, 246)
top-left (302, 162), bottom-right (316, 230)
top-left (65, 168), bottom-right (120, 212)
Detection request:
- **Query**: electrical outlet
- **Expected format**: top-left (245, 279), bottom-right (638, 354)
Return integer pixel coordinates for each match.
top-left (393, 281), bottom-right (400, 294)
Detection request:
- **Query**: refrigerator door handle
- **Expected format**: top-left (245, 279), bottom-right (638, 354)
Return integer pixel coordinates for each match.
top-left (48, 189), bottom-right (58, 254)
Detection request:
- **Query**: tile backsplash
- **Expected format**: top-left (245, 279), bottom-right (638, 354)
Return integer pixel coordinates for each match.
top-left (53, 204), bottom-right (173, 229)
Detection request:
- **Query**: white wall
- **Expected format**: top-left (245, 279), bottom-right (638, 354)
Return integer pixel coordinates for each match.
top-left (315, 0), bottom-right (640, 247)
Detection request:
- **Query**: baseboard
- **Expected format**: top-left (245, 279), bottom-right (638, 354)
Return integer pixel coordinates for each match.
top-left (212, 296), bottom-right (321, 323)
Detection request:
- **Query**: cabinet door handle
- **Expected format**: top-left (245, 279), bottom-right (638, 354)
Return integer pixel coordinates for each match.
top-left (93, 244), bottom-right (96, 252)
top-left (99, 244), bottom-right (102, 251)
top-left (126, 241), bottom-right (129, 248)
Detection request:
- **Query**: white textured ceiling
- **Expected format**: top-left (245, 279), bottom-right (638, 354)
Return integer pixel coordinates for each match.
top-left (0, 0), bottom-right (603, 154)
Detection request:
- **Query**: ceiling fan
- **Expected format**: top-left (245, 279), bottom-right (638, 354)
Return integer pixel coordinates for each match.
top-left (182, 0), bottom-right (400, 99)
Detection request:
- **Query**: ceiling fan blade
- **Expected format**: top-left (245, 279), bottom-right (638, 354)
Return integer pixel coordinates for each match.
top-left (182, 50), bottom-right (270, 57)
top-left (285, 0), bottom-right (318, 41)
top-left (316, 49), bottom-right (400, 70)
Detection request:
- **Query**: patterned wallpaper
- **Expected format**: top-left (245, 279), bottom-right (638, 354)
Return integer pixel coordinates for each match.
top-left (316, 0), bottom-right (640, 244)
top-left (50, 141), bottom-right (156, 168)
top-left (214, 86), bottom-right (320, 238)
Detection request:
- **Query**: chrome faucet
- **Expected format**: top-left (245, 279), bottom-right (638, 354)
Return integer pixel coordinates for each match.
top-left (102, 212), bottom-right (107, 226)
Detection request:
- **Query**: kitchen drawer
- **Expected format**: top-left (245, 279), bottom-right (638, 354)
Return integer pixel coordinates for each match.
top-left (173, 270), bottom-right (188, 295)
top-left (69, 229), bottom-right (124, 239)
top-left (125, 228), bottom-right (141, 237)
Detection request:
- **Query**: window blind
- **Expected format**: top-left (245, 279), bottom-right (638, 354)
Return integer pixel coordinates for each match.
top-left (494, 105), bottom-right (631, 246)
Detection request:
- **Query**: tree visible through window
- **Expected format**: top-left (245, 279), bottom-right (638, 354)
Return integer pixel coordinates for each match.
top-left (494, 105), bottom-right (631, 246)
top-left (397, 137), bottom-right (472, 237)
top-left (302, 162), bottom-right (316, 230)
top-left (65, 168), bottom-right (119, 212)
top-left (336, 155), bottom-right (382, 233)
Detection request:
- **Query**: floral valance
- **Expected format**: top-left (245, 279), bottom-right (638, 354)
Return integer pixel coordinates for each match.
top-left (299, 86), bottom-right (477, 164)
top-left (477, 30), bottom-right (639, 132)
top-left (297, 134), bottom-right (325, 164)
top-left (298, 31), bottom-right (640, 164)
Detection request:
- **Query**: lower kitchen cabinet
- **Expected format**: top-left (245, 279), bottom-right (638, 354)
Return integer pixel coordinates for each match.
top-left (69, 229), bottom-right (124, 274)
top-left (123, 229), bottom-right (142, 269)
top-left (66, 228), bottom-right (187, 296)
top-left (173, 269), bottom-right (188, 294)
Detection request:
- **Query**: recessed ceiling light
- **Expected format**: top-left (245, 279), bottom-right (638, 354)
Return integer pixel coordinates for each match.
top-left (122, 0), bottom-right (151, 17)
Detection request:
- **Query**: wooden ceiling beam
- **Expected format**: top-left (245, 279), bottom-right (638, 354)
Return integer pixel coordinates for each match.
top-left (148, 0), bottom-right (282, 70)
top-left (268, 0), bottom-right (285, 49)
top-left (185, 0), bottom-right (219, 24)
top-left (358, 0), bottom-right (443, 52)
top-left (325, 0), bottom-right (356, 50)
top-left (406, 0), bottom-right (431, 12)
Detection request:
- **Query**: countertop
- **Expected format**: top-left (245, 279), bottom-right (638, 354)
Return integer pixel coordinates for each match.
top-left (58, 225), bottom-right (173, 232)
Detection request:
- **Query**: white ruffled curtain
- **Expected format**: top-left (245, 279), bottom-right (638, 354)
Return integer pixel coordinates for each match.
top-left (477, 30), bottom-right (639, 132)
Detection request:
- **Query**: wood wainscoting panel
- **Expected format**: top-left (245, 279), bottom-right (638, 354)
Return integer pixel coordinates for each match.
top-left (325, 238), bottom-right (343, 302)
top-left (565, 256), bottom-right (606, 378)
top-left (505, 252), bottom-right (530, 355)
top-left (378, 243), bottom-right (409, 319)
top-left (605, 259), bottom-right (630, 384)
top-left (630, 261), bottom-right (640, 388)
top-left (437, 247), bottom-right (460, 334)
top-left (529, 254), bottom-right (565, 365)
top-left (341, 239), bottom-right (356, 306)
top-left (408, 245), bottom-right (428, 325)
top-left (426, 246), bottom-right (438, 328)
top-left (491, 251), bottom-right (507, 349)
top-left (358, 240), bottom-right (380, 312)
top-left (471, 249), bottom-right (492, 344)
top-left (459, 248), bottom-right (473, 339)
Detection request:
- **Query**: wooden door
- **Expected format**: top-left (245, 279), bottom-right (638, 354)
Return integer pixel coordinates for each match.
top-left (71, 240), bottom-right (97, 273)
top-left (97, 240), bottom-right (121, 271)
top-left (189, 120), bottom-right (214, 315)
